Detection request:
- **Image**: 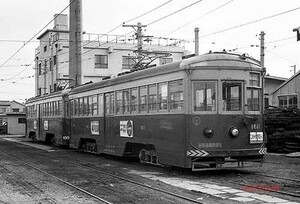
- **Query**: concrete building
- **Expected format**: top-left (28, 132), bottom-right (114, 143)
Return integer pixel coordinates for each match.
top-left (270, 71), bottom-right (300, 109)
top-left (35, 14), bottom-right (187, 96)
top-left (0, 100), bottom-right (26, 135)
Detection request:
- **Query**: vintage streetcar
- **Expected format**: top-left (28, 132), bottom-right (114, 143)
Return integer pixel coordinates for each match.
top-left (26, 52), bottom-right (267, 170)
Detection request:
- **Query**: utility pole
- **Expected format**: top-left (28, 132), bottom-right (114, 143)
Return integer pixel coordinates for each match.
top-left (259, 31), bottom-right (266, 111)
top-left (259, 31), bottom-right (265, 68)
top-left (122, 22), bottom-right (152, 64)
top-left (293, 26), bottom-right (300, 41)
top-left (291, 65), bottom-right (297, 75)
top-left (69, 0), bottom-right (83, 87)
top-left (194, 27), bottom-right (199, 56)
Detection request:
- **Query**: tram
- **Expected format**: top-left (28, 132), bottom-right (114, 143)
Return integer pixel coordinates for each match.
top-left (26, 51), bottom-right (266, 170)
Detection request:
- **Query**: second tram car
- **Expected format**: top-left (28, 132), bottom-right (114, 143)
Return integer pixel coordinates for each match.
top-left (26, 52), bottom-right (266, 170)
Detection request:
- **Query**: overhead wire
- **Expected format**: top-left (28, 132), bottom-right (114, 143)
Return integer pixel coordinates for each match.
top-left (196, 6), bottom-right (300, 39)
top-left (165, 0), bottom-right (234, 36)
top-left (1, 0), bottom-right (173, 83)
top-left (49, 0), bottom-right (173, 68)
top-left (0, 0), bottom-right (76, 70)
top-left (147, 0), bottom-right (203, 26)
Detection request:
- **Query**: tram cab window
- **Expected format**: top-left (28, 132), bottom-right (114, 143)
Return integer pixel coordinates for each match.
top-left (169, 80), bottom-right (183, 110)
top-left (247, 89), bottom-right (260, 111)
top-left (222, 82), bottom-right (242, 111)
top-left (158, 83), bottom-right (168, 110)
top-left (193, 82), bottom-right (216, 111)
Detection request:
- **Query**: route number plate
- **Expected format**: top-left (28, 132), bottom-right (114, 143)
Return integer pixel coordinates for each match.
top-left (250, 132), bottom-right (263, 144)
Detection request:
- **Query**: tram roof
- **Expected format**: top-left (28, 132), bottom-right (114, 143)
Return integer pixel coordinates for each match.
top-left (70, 52), bottom-right (262, 95)
top-left (180, 52), bottom-right (262, 70)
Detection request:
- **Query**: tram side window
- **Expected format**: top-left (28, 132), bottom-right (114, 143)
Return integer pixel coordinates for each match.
top-left (74, 98), bottom-right (78, 116)
top-left (148, 84), bottom-right (157, 112)
top-left (91, 95), bottom-right (98, 115)
top-left (130, 88), bottom-right (138, 113)
top-left (105, 94), bottom-right (110, 114)
top-left (79, 97), bottom-right (84, 116)
top-left (98, 94), bottom-right (104, 116)
top-left (123, 89), bottom-right (130, 114)
top-left (139, 86), bottom-right (147, 112)
top-left (116, 91), bottom-right (122, 114)
top-left (222, 82), bottom-right (242, 111)
top-left (158, 83), bottom-right (168, 111)
top-left (169, 80), bottom-right (183, 111)
top-left (110, 94), bottom-right (115, 114)
top-left (194, 82), bottom-right (216, 111)
top-left (247, 89), bottom-right (260, 111)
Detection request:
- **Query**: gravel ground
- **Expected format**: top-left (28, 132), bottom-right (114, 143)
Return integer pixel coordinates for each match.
top-left (0, 135), bottom-right (299, 204)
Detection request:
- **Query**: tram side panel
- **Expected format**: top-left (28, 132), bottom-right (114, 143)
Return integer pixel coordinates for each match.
top-left (115, 114), bottom-right (188, 168)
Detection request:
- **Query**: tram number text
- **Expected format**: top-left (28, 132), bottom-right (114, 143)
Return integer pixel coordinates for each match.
top-left (250, 123), bottom-right (261, 130)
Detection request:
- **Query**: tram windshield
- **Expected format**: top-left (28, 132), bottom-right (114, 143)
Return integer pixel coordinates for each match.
top-left (222, 82), bottom-right (242, 111)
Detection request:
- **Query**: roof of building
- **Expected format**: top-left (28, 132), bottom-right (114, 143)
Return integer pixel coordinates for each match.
top-left (271, 70), bottom-right (300, 95)
top-left (0, 101), bottom-right (11, 106)
top-left (0, 100), bottom-right (25, 107)
top-left (37, 29), bottom-right (69, 40)
top-left (264, 75), bottom-right (287, 81)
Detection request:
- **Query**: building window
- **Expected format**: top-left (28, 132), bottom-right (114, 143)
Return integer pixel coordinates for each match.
top-left (122, 56), bottom-right (135, 69)
top-left (12, 108), bottom-right (19, 112)
top-left (94, 55), bottom-right (108, 69)
top-left (18, 118), bottom-right (26, 124)
top-left (278, 95), bottom-right (298, 108)
top-left (222, 82), bottom-right (242, 111)
top-left (194, 81), bottom-right (216, 111)
top-left (38, 63), bottom-right (42, 75)
top-left (53, 55), bottom-right (57, 65)
top-left (44, 45), bottom-right (47, 52)
top-left (160, 57), bottom-right (173, 65)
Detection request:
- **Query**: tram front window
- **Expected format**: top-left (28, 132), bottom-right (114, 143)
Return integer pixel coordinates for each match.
top-left (222, 82), bottom-right (242, 111)
top-left (193, 82), bottom-right (216, 111)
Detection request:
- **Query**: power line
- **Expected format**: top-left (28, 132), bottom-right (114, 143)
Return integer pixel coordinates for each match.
top-left (0, 0), bottom-right (76, 70)
top-left (147, 0), bottom-right (204, 26)
top-left (165, 0), bottom-right (234, 36)
top-left (197, 6), bottom-right (300, 39)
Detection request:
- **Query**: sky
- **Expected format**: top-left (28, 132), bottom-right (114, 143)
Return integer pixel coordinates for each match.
top-left (0, 0), bottom-right (299, 103)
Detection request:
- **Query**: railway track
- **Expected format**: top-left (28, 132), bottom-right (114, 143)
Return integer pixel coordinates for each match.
top-left (0, 141), bottom-right (205, 204)
top-left (0, 149), bottom-right (113, 204)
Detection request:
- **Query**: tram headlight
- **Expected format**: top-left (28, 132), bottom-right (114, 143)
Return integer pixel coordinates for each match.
top-left (203, 128), bottom-right (214, 138)
top-left (229, 126), bottom-right (239, 137)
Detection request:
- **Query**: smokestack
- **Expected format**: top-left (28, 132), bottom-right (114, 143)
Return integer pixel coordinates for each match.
top-left (69, 0), bottom-right (83, 87)
top-left (194, 27), bottom-right (199, 56)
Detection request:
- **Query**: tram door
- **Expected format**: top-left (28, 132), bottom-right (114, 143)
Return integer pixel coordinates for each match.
top-left (104, 93), bottom-right (115, 152)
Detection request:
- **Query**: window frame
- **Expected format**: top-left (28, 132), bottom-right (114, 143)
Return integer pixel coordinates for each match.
top-left (94, 54), bottom-right (108, 69)
top-left (192, 80), bottom-right (217, 114)
top-left (221, 80), bottom-right (244, 114)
